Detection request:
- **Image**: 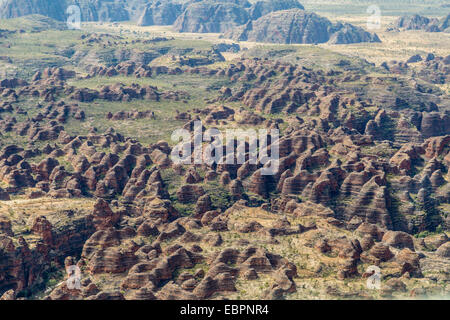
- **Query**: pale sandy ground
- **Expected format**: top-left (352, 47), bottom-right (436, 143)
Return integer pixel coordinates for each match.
top-left (83, 18), bottom-right (449, 66)
top-left (322, 15), bottom-right (450, 64)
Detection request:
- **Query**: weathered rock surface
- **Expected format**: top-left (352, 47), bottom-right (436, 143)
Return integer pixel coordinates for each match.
top-left (247, 0), bottom-right (304, 20)
top-left (174, 1), bottom-right (250, 33)
top-left (137, 0), bottom-right (183, 26)
top-left (226, 9), bottom-right (380, 44)
top-left (390, 14), bottom-right (449, 33)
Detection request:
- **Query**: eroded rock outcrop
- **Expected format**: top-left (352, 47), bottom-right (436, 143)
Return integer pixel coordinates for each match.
top-left (226, 9), bottom-right (380, 44)
top-left (174, 1), bottom-right (250, 33)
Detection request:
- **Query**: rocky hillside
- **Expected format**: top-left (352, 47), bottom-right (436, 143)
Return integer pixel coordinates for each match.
top-left (248, 0), bottom-right (304, 20)
top-left (0, 0), bottom-right (380, 45)
top-left (73, 0), bottom-right (131, 22)
top-left (0, 0), bottom-right (305, 27)
top-left (0, 2), bottom-right (448, 302)
top-left (328, 23), bottom-right (381, 45)
top-left (173, 1), bottom-right (250, 33)
top-left (0, 48), bottom-right (448, 300)
top-left (388, 13), bottom-right (450, 32)
top-left (0, 0), bottom-right (67, 20)
top-left (137, 0), bottom-right (183, 26)
top-left (0, 0), bottom-right (146, 22)
top-left (226, 9), bottom-right (380, 44)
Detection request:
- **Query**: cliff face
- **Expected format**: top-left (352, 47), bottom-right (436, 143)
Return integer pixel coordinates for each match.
top-left (390, 14), bottom-right (450, 33)
top-left (0, 199), bottom-right (96, 296)
top-left (226, 10), bottom-right (331, 43)
top-left (74, 0), bottom-right (130, 22)
top-left (173, 1), bottom-right (250, 33)
top-left (328, 23), bottom-right (381, 44)
top-left (441, 14), bottom-right (450, 31)
top-left (0, 0), bottom-right (67, 20)
top-left (248, 0), bottom-right (304, 20)
top-left (395, 14), bottom-right (436, 30)
top-left (137, 1), bottom-right (183, 26)
top-left (226, 9), bottom-right (380, 44)
top-left (0, 0), bottom-right (138, 22)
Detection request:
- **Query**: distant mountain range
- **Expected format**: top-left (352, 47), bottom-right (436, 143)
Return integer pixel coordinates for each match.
top-left (0, 0), bottom-right (381, 44)
top-left (388, 13), bottom-right (450, 33)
